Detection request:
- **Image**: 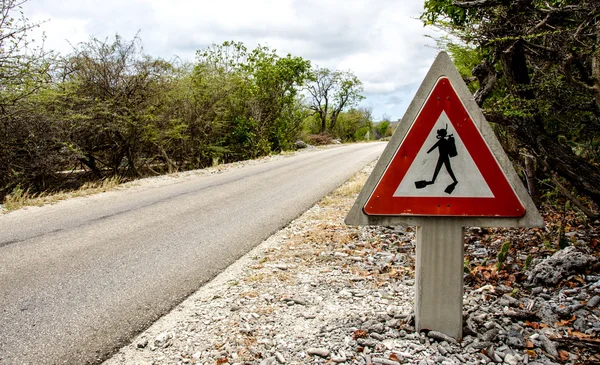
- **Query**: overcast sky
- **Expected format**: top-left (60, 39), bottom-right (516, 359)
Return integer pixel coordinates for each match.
top-left (24, 0), bottom-right (442, 121)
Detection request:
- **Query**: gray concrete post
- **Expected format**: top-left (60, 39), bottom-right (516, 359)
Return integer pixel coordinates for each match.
top-left (415, 219), bottom-right (464, 339)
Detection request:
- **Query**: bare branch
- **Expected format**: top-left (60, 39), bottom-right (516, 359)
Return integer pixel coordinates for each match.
top-left (552, 175), bottom-right (599, 219)
top-left (471, 59), bottom-right (497, 106)
top-left (564, 53), bottom-right (596, 91)
top-left (540, 3), bottom-right (584, 14)
top-left (452, 0), bottom-right (497, 9)
top-left (482, 111), bottom-right (512, 126)
top-left (527, 14), bottom-right (551, 35)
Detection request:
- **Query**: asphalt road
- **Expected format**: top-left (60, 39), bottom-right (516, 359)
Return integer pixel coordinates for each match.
top-left (0, 143), bottom-right (385, 364)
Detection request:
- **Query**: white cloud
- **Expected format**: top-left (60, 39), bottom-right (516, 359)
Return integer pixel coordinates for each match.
top-left (23, 0), bottom-right (442, 120)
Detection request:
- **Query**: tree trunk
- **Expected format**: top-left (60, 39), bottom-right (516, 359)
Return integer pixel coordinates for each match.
top-left (524, 151), bottom-right (540, 204)
top-left (113, 147), bottom-right (127, 176)
top-left (126, 144), bottom-right (140, 177)
top-left (472, 59), bottom-right (497, 106)
top-left (535, 126), bottom-right (600, 206)
top-left (318, 111), bottom-right (326, 134)
top-left (159, 145), bottom-right (177, 174)
top-left (593, 23), bottom-right (600, 110)
top-left (79, 154), bottom-right (103, 179)
top-left (501, 41), bottom-right (535, 100)
top-left (487, 112), bottom-right (600, 207)
top-left (330, 111), bottom-right (339, 132)
top-left (494, 43), bottom-right (600, 205)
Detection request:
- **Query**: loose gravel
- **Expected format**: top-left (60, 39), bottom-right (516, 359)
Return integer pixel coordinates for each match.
top-left (104, 162), bottom-right (599, 365)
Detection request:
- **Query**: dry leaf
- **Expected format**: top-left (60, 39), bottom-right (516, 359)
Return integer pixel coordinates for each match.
top-left (558, 350), bottom-right (569, 362)
top-left (570, 330), bottom-right (594, 340)
top-left (556, 315), bottom-right (577, 326)
top-left (352, 329), bottom-right (368, 339)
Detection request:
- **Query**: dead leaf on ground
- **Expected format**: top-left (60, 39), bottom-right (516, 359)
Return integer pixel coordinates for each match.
top-left (556, 315), bottom-right (577, 326)
top-left (558, 350), bottom-right (570, 361)
top-left (216, 357), bottom-right (229, 365)
top-left (352, 329), bottom-right (368, 339)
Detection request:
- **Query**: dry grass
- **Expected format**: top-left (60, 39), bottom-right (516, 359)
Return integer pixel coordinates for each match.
top-left (2, 177), bottom-right (122, 212)
top-left (239, 290), bottom-right (260, 298)
top-left (274, 271), bottom-right (293, 283)
top-left (319, 170), bottom-right (369, 208)
top-left (254, 306), bottom-right (275, 315)
top-left (244, 272), bottom-right (268, 283)
top-left (334, 177), bottom-right (367, 198)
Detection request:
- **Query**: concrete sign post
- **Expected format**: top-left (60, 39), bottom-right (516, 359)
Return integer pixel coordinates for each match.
top-left (345, 51), bottom-right (543, 339)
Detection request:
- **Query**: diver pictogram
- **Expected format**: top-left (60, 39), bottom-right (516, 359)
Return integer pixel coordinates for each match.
top-left (415, 124), bottom-right (458, 194)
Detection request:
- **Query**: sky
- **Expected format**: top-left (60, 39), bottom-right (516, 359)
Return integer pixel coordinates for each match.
top-left (23, 0), bottom-right (442, 121)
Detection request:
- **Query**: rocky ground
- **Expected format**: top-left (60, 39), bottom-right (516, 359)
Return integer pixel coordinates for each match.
top-left (105, 162), bottom-right (600, 365)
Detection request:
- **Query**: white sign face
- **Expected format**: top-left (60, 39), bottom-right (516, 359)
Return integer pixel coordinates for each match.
top-left (393, 111), bottom-right (494, 198)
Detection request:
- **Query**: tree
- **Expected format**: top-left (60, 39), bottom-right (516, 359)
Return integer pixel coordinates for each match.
top-left (186, 41), bottom-right (311, 163)
top-left (333, 107), bottom-right (374, 142)
top-left (243, 45), bottom-right (311, 153)
top-left (0, 0), bottom-right (50, 105)
top-left (305, 67), bottom-right (364, 134)
top-left (0, 0), bottom-right (55, 199)
top-left (376, 118), bottom-right (391, 139)
top-left (422, 0), bottom-right (600, 210)
top-left (53, 34), bottom-right (175, 178)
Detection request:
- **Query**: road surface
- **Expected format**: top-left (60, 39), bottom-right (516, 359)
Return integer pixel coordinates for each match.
top-left (0, 143), bottom-right (385, 364)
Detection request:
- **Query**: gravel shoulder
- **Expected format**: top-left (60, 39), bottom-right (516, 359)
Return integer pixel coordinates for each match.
top-left (104, 162), bottom-right (600, 365)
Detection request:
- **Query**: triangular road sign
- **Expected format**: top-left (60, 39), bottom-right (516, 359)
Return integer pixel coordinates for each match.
top-left (365, 76), bottom-right (523, 216)
top-left (346, 52), bottom-right (543, 227)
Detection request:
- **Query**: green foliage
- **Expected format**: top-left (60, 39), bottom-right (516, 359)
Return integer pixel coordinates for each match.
top-left (422, 0), bottom-right (467, 26)
top-left (423, 0), bottom-right (600, 208)
top-left (373, 116), bottom-right (394, 140)
top-left (182, 41), bottom-right (312, 164)
top-left (48, 34), bottom-right (177, 178)
top-left (0, 1), bottom-right (366, 202)
top-left (0, 0), bottom-right (60, 199)
top-left (354, 126), bottom-right (370, 141)
top-left (444, 43), bottom-right (485, 93)
top-left (496, 241), bottom-right (511, 270)
top-left (523, 255), bottom-right (533, 271)
top-left (376, 121), bottom-right (390, 138)
top-left (330, 107), bottom-right (373, 142)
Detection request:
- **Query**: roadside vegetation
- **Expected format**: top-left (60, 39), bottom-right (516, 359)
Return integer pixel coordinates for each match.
top-left (4, 0), bottom-right (599, 222)
top-left (422, 0), bottom-right (600, 218)
top-left (0, 0), bottom-right (391, 205)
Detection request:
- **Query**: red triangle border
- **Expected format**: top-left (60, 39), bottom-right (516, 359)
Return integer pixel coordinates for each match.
top-left (364, 77), bottom-right (525, 217)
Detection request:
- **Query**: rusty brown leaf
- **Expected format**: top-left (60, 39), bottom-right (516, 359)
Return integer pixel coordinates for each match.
top-left (352, 329), bottom-right (368, 339)
top-left (558, 350), bottom-right (569, 362)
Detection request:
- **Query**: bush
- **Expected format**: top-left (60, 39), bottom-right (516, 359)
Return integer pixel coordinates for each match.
top-left (306, 134), bottom-right (334, 146)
